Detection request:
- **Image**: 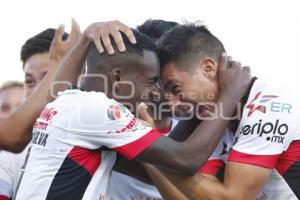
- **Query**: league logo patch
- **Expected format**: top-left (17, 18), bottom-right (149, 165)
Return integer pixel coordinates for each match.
top-left (107, 103), bottom-right (127, 120)
top-left (107, 105), bottom-right (121, 120)
top-left (246, 92), bottom-right (278, 117)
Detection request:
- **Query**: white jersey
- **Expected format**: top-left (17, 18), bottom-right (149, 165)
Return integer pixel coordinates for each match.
top-left (15, 90), bottom-right (162, 200)
top-left (0, 146), bottom-right (29, 199)
top-left (199, 78), bottom-right (300, 199)
top-left (109, 119), bottom-right (178, 200)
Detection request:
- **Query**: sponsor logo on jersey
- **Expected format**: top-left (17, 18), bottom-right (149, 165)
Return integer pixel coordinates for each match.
top-left (246, 92), bottom-right (278, 117)
top-left (39, 107), bottom-right (58, 121)
top-left (240, 119), bottom-right (288, 143)
top-left (33, 121), bottom-right (48, 130)
top-left (35, 107), bottom-right (58, 130)
top-left (246, 92), bottom-right (292, 117)
top-left (32, 131), bottom-right (49, 147)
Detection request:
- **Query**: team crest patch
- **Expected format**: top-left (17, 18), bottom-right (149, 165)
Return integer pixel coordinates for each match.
top-left (107, 103), bottom-right (127, 120)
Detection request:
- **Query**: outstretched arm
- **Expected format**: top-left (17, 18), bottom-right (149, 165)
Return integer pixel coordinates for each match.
top-left (158, 161), bottom-right (271, 200)
top-left (0, 20), bottom-right (80, 152)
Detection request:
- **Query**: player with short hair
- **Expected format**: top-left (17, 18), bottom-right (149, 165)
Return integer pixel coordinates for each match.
top-left (109, 19), bottom-right (180, 200)
top-left (0, 20), bottom-right (80, 153)
top-left (0, 21), bottom-right (81, 200)
top-left (145, 23), bottom-right (300, 200)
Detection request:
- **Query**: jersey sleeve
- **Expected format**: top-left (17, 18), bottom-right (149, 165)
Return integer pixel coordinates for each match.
top-left (198, 160), bottom-right (224, 175)
top-left (66, 92), bottom-right (161, 159)
top-left (0, 152), bottom-right (13, 199)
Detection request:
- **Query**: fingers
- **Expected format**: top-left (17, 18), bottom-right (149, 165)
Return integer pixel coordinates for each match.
top-left (101, 30), bottom-right (115, 55)
top-left (229, 60), bottom-right (241, 70)
top-left (118, 23), bottom-right (136, 44)
top-left (242, 66), bottom-right (252, 81)
top-left (101, 21), bottom-right (133, 55)
top-left (67, 18), bottom-right (81, 44)
top-left (137, 102), bottom-right (155, 128)
top-left (243, 66), bottom-right (251, 73)
top-left (218, 52), bottom-right (230, 72)
top-left (111, 30), bottom-right (125, 52)
top-left (137, 119), bottom-right (152, 127)
top-left (53, 24), bottom-right (65, 44)
top-left (94, 30), bottom-right (105, 53)
top-left (85, 20), bottom-right (137, 55)
top-left (48, 24), bottom-right (65, 61)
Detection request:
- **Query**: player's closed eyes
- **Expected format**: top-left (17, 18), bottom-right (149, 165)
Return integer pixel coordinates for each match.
top-left (25, 79), bottom-right (36, 88)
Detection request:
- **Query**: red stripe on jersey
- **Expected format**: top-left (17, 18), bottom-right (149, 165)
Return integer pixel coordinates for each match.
top-left (198, 159), bottom-right (224, 175)
top-left (113, 130), bottom-right (161, 160)
top-left (158, 128), bottom-right (171, 135)
top-left (157, 125), bottom-right (172, 135)
top-left (228, 149), bottom-right (280, 168)
top-left (0, 195), bottom-right (9, 200)
top-left (68, 147), bottom-right (101, 175)
top-left (276, 140), bottom-right (300, 175)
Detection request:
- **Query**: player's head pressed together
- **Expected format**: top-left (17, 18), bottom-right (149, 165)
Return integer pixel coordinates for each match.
top-left (159, 23), bottom-right (227, 115)
top-left (82, 29), bottom-right (160, 114)
top-left (137, 19), bottom-right (178, 43)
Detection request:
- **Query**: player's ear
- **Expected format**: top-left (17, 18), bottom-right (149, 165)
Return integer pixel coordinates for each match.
top-left (111, 68), bottom-right (121, 92)
top-left (111, 68), bottom-right (121, 82)
top-left (198, 57), bottom-right (218, 80)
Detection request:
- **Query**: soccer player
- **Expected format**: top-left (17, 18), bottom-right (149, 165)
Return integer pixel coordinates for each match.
top-left (0, 20), bottom-right (80, 153)
top-left (0, 22), bottom-right (81, 200)
top-left (15, 21), bottom-right (251, 200)
top-left (0, 81), bottom-right (24, 118)
top-left (146, 23), bottom-right (300, 200)
top-left (109, 19), bottom-right (180, 200)
top-left (0, 81), bottom-right (24, 198)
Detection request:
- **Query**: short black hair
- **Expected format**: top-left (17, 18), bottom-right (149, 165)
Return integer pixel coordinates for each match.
top-left (137, 19), bottom-right (178, 41)
top-left (86, 28), bottom-right (158, 74)
top-left (158, 22), bottom-right (225, 71)
top-left (20, 28), bottom-right (68, 68)
top-left (0, 81), bottom-right (23, 94)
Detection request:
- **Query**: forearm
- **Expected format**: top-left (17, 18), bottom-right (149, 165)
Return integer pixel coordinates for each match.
top-left (136, 90), bottom-right (242, 176)
top-left (47, 35), bottom-right (90, 102)
top-left (177, 90), bottom-right (242, 172)
top-left (0, 35), bottom-right (89, 152)
top-left (168, 116), bottom-right (200, 142)
top-left (113, 155), bottom-right (153, 184)
top-left (157, 162), bottom-right (269, 200)
top-left (160, 169), bottom-right (233, 200)
top-left (143, 164), bottom-right (188, 200)
top-left (0, 62), bottom-right (59, 152)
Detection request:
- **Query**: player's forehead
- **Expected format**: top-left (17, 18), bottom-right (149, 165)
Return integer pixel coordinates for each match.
top-left (0, 86), bottom-right (22, 98)
top-left (141, 50), bottom-right (160, 75)
top-left (24, 53), bottom-right (51, 75)
top-left (161, 62), bottom-right (190, 86)
top-left (125, 50), bottom-right (159, 81)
